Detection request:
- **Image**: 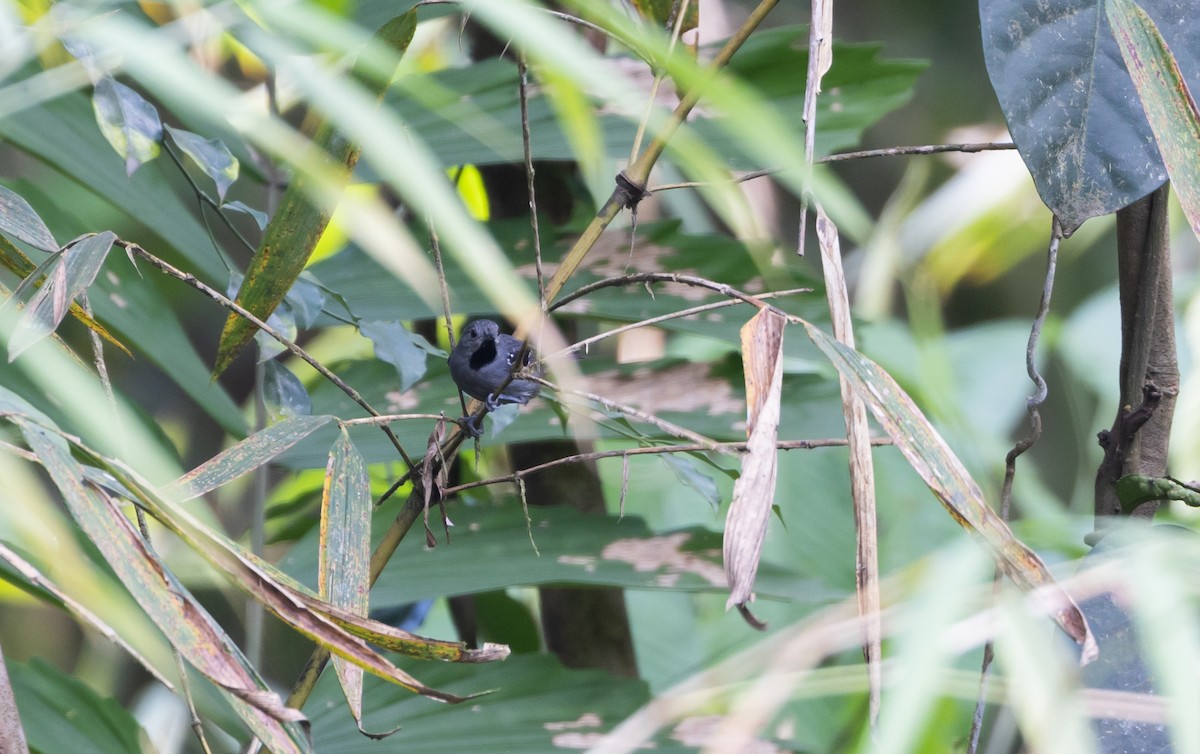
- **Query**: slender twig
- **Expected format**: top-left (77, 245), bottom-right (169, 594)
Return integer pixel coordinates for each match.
top-left (528, 376), bottom-right (726, 451)
top-left (428, 208), bottom-right (469, 422)
top-left (550, 272), bottom-right (796, 322)
top-left (649, 142), bottom-right (1018, 193)
top-left (967, 217), bottom-right (1061, 754)
top-left (120, 240), bottom-right (416, 472)
top-left (341, 413), bottom-right (460, 426)
top-left (546, 286), bottom-right (811, 362)
top-left (444, 436), bottom-right (892, 495)
top-left (517, 56), bottom-right (546, 307)
top-left (163, 138), bottom-right (254, 261)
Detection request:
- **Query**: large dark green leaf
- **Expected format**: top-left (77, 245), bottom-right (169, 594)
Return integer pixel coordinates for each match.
top-left (282, 502), bottom-right (839, 607)
top-left (8, 658), bottom-right (150, 754)
top-left (0, 93), bottom-right (227, 281)
top-left (373, 27), bottom-right (923, 171)
top-left (307, 654), bottom-right (676, 753)
top-left (980, 0), bottom-right (1200, 231)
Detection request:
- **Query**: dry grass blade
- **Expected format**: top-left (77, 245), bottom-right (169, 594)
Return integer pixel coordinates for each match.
top-left (803, 324), bottom-right (1098, 662)
top-left (723, 307), bottom-right (786, 622)
top-left (816, 207), bottom-right (882, 723)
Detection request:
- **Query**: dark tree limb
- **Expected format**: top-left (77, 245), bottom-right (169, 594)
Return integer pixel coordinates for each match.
top-left (1093, 184), bottom-right (1179, 528)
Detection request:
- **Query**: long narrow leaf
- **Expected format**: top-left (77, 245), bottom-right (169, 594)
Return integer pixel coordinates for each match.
top-left (321, 429), bottom-right (372, 725)
top-left (213, 11), bottom-right (418, 377)
top-left (0, 541), bottom-right (172, 689)
top-left (102, 455), bottom-right (493, 702)
top-left (9, 232), bottom-right (115, 360)
top-left (803, 322), bottom-right (1098, 662)
top-left (166, 414), bottom-right (334, 500)
top-left (15, 419), bottom-right (308, 752)
top-left (1106, 0), bottom-right (1200, 241)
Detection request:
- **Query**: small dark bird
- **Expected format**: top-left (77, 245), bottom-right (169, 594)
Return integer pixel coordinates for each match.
top-left (448, 319), bottom-right (540, 435)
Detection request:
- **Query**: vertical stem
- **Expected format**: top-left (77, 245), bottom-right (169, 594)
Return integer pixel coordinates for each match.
top-left (1095, 184), bottom-right (1178, 524)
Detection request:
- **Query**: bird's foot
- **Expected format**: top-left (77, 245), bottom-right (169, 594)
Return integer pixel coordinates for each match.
top-left (457, 414), bottom-right (484, 438)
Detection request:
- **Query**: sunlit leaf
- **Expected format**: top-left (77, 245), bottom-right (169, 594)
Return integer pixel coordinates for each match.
top-left (213, 10), bottom-right (418, 377)
top-left (91, 77), bottom-right (162, 176)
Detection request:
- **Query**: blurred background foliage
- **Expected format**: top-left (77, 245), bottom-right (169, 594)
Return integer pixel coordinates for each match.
top-left (1, 0), bottom-right (1199, 752)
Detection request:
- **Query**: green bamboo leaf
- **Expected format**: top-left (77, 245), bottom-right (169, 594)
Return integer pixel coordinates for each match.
top-left (8, 659), bottom-right (149, 754)
top-left (164, 125), bottom-right (239, 201)
top-left (166, 414), bottom-right (334, 500)
top-left (0, 541), bottom-right (170, 689)
top-left (9, 231), bottom-right (115, 361)
top-left (0, 235), bottom-right (131, 357)
top-left (212, 10), bottom-right (418, 377)
top-left (1106, 0), bottom-right (1200, 241)
top-left (802, 321), bottom-right (1098, 662)
top-left (321, 429), bottom-right (372, 727)
top-left (15, 419), bottom-right (308, 752)
top-left (0, 183), bottom-right (58, 251)
top-left (99, 455), bottom-right (486, 703)
top-left (91, 77), bottom-right (162, 176)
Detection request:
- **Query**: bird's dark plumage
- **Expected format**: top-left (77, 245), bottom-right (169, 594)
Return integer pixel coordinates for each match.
top-left (448, 320), bottom-right (540, 434)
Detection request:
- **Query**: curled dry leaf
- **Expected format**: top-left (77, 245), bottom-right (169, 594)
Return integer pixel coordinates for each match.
top-left (724, 307), bottom-right (786, 616)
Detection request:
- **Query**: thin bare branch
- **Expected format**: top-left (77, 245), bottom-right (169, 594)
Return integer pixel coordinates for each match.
top-left (546, 286), bottom-right (810, 361)
top-left (443, 436), bottom-right (892, 495)
top-left (649, 142), bottom-right (1018, 193)
top-left (120, 241), bottom-right (416, 472)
